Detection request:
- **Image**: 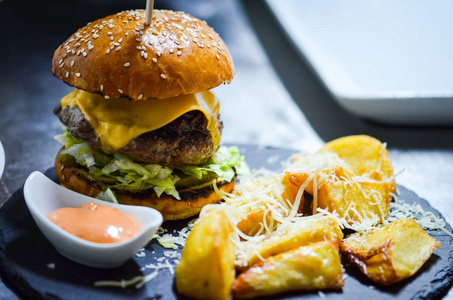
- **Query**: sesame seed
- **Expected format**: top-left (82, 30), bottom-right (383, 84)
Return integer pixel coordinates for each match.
top-left (104, 95), bottom-right (110, 99)
top-left (144, 53), bottom-right (148, 59)
top-left (160, 74), bottom-right (167, 79)
top-left (216, 54), bottom-right (220, 60)
top-left (115, 46), bottom-right (122, 51)
top-left (59, 59), bottom-right (63, 64)
top-left (106, 49), bottom-right (111, 54)
top-left (124, 62), bottom-right (131, 67)
top-left (152, 58), bottom-right (157, 63)
top-left (75, 73), bottom-right (81, 77)
top-left (60, 62), bottom-right (65, 67)
top-left (118, 38), bottom-right (123, 43)
top-left (100, 85), bottom-right (104, 91)
top-left (108, 32), bottom-right (112, 35)
top-left (137, 46), bottom-right (142, 50)
top-left (157, 51), bottom-right (161, 57)
top-left (88, 44), bottom-right (94, 50)
top-left (118, 89), bottom-right (123, 94)
top-left (177, 51), bottom-right (182, 56)
top-left (170, 49), bottom-right (175, 54)
top-left (136, 38), bottom-right (141, 42)
top-left (71, 61), bottom-right (75, 67)
top-left (93, 34), bottom-right (99, 39)
top-left (66, 72), bottom-right (69, 78)
top-left (82, 52), bottom-right (87, 57)
top-left (138, 94), bottom-right (143, 100)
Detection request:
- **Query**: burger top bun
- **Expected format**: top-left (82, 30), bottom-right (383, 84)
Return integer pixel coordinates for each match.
top-left (51, 10), bottom-right (235, 100)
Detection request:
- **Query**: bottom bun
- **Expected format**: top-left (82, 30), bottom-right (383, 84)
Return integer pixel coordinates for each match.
top-left (55, 157), bottom-right (236, 221)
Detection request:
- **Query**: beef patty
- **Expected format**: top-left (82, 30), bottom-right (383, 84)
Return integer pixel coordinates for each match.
top-left (54, 104), bottom-right (223, 167)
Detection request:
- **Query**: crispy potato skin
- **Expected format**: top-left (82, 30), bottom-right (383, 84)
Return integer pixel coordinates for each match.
top-left (341, 218), bottom-right (442, 285)
top-left (232, 241), bottom-right (344, 299)
top-left (282, 165), bottom-right (355, 197)
top-left (235, 206), bottom-right (272, 236)
top-left (318, 180), bottom-right (393, 224)
top-left (175, 210), bottom-right (236, 299)
top-left (319, 135), bottom-right (396, 197)
top-left (238, 217), bottom-right (343, 270)
top-left (320, 135), bottom-right (394, 182)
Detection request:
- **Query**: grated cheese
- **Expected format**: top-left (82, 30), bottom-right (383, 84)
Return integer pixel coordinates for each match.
top-left (389, 195), bottom-right (453, 237)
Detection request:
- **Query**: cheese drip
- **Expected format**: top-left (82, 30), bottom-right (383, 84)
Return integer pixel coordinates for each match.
top-left (60, 89), bottom-right (220, 154)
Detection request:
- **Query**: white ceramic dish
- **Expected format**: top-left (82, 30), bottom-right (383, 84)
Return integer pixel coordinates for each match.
top-left (266, 0), bottom-right (453, 125)
top-left (0, 141), bottom-right (4, 179)
top-left (23, 171), bottom-right (163, 268)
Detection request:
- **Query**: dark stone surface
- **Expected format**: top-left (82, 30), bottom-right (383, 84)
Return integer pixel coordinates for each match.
top-left (0, 145), bottom-right (451, 300)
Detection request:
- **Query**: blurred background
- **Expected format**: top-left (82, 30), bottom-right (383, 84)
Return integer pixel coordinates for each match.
top-left (0, 0), bottom-right (452, 297)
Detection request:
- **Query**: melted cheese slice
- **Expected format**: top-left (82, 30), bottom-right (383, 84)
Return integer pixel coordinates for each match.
top-left (60, 89), bottom-right (220, 154)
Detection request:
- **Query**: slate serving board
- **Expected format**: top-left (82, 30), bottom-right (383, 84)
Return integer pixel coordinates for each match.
top-left (0, 145), bottom-right (451, 299)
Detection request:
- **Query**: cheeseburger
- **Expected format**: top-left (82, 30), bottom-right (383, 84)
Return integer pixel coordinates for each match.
top-left (51, 9), bottom-right (241, 221)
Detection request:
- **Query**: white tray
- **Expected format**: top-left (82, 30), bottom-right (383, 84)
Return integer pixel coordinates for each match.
top-left (0, 141), bottom-right (4, 179)
top-left (266, 0), bottom-right (453, 125)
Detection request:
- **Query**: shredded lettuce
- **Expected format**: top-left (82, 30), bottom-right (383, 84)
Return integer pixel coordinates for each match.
top-left (96, 187), bottom-right (119, 203)
top-left (176, 146), bottom-right (244, 181)
top-left (54, 127), bottom-right (245, 201)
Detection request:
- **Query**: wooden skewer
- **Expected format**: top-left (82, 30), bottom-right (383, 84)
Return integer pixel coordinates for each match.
top-left (145, 0), bottom-right (155, 26)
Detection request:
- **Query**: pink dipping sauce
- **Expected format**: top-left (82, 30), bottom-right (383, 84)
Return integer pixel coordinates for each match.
top-left (47, 201), bottom-right (141, 244)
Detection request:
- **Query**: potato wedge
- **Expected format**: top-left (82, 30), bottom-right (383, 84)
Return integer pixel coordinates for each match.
top-left (236, 206), bottom-right (273, 236)
top-left (175, 209), bottom-right (235, 300)
top-left (232, 241), bottom-right (344, 299)
top-left (341, 218), bottom-right (442, 286)
top-left (318, 180), bottom-right (393, 224)
top-left (230, 175), bottom-right (303, 236)
top-left (237, 216), bottom-right (343, 270)
top-left (282, 163), bottom-right (355, 201)
top-left (320, 135), bottom-right (393, 181)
